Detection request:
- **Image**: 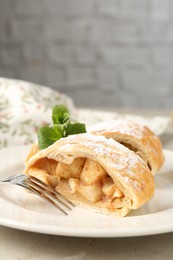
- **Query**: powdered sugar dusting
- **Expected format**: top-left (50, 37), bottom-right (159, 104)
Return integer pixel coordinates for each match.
top-left (88, 119), bottom-right (147, 139)
top-left (123, 176), bottom-right (142, 190)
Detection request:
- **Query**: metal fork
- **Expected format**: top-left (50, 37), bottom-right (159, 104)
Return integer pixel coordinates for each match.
top-left (0, 174), bottom-right (74, 215)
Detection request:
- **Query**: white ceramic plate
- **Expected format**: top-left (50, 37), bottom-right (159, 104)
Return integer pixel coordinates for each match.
top-left (0, 146), bottom-right (173, 238)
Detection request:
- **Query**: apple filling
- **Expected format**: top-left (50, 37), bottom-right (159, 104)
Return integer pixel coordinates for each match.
top-left (29, 157), bottom-right (125, 211)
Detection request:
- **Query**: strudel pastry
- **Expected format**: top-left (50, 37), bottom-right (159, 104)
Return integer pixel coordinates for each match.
top-left (25, 133), bottom-right (154, 217)
top-left (88, 120), bottom-right (164, 175)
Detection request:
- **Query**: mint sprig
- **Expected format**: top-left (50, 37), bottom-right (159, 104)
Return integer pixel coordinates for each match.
top-left (38, 105), bottom-right (86, 149)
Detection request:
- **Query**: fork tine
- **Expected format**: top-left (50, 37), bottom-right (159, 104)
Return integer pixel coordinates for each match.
top-left (26, 181), bottom-right (68, 215)
top-left (28, 176), bottom-right (75, 207)
top-left (0, 174), bottom-right (21, 182)
top-left (27, 177), bottom-right (72, 211)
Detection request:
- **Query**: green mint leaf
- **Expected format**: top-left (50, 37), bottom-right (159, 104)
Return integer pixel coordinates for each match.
top-left (65, 123), bottom-right (86, 136)
top-left (52, 105), bottom-right (70, 125)
top-left (38, 126), bottom-right (62, 149)
top-left (53, 124), bottom-right (64, 137)
top-left (38, 104), bottom-right (87, 149)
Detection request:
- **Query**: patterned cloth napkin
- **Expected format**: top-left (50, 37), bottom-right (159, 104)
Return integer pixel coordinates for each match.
top-left (0, 77), bottom-right (75, 148)
top-left (0, 77), bottom-right (170, 149)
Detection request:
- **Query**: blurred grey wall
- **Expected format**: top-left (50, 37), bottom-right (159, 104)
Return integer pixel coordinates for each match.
top-left (0, 0), bottom-right (173, 109)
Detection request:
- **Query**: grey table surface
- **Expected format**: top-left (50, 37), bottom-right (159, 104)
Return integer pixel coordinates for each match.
top-left (1, 226), bottom-right (173, 260)
top-left (1, 110), bottom-right (173, 260)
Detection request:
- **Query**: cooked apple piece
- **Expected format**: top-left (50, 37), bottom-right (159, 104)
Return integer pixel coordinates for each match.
top-left (47, 159), bottom-right (58, 175)
top-left (56, 158), bottom-right (86, 179)
top-left (28, 167), bottom-right (60, 187)
top-left (112, 187), bottom-right (123, 199)
top-left (77, 182), bottom-right (103, 202)
top-left (69, 178), bottom-right (80, 194)
top-left (102, 176), bottom-right (123, 199)
top-left (34, 158), bottom-right (58, 175)
top-left (102, 176), bottom-right (115, 197)
top-left (111, 197), bottom-right (123, 209)
top-left (80, 159), bottom-right (107, 185)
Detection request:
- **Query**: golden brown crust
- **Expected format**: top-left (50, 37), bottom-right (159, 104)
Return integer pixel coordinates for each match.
top-left (88, 120), bottom-right (164, 175)
top-left (25, 133), bottom-right (154, 217)
top-left (25, 142), bottom-right (39, 162)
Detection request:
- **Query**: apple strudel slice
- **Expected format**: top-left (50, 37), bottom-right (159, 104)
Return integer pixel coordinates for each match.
top-left (24, 133), bottom-right (154, 217)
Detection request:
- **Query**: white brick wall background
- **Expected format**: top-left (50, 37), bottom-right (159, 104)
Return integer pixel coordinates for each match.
top-left (0, 0), bottom-right (173, 109)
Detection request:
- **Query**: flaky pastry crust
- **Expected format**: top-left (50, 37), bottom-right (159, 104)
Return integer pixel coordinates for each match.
top-left (25, 133), bottom-right (154, 217)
